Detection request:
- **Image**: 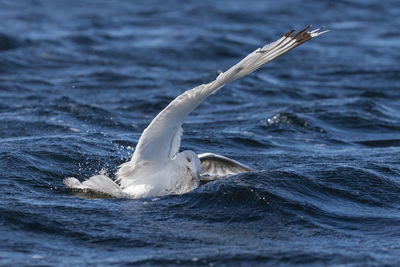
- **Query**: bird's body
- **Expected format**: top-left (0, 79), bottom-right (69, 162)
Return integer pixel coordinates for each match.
top-left (64, 26), bottom-right (328, 198)
top-left (116, 150), bottom-right (201, 198)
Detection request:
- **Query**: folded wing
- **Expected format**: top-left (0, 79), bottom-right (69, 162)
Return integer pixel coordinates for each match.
top-left (199, 153), bottom-right (253, 183)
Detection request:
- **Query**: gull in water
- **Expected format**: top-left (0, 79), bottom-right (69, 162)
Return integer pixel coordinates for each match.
top-left (64, 26), bottom-right (328, 199)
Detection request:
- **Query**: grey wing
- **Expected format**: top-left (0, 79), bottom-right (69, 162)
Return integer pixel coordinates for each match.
top-left (198, 153), bottom-right (253, 182)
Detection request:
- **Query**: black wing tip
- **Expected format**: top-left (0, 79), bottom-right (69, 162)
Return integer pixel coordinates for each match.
top-left (285, 25), bottom-right (329, 39)
top-left (282, 25), bottom-right (329, 48)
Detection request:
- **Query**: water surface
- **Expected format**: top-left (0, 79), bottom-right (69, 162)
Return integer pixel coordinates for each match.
top-left (1, 0), bottom-right (400, 265)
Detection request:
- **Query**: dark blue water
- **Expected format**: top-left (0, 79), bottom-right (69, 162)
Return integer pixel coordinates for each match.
top-left (1, 0), bottom-right (400, 265)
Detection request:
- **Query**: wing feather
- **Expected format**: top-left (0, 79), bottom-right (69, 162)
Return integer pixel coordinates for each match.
top-left (199, 153), bottom-right (253, 182)
top-left (131, 27), bottom-right (328, 163)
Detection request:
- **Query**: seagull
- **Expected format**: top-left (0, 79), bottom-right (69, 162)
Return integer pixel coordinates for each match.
top-left (64, 26), bottom-right (328, 199)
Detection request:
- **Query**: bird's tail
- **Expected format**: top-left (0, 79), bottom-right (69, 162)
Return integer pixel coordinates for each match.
top-left (64, 175), bottom-right (123, 197)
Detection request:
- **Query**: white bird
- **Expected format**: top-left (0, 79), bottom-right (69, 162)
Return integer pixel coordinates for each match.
top-left (64, 26), bottom-right (328, 198)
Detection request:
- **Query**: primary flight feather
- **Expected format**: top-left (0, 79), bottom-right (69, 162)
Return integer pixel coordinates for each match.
top-left (64, 26), bottom-right (328, 198)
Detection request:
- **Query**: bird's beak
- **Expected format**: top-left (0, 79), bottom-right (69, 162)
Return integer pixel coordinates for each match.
top-left (196, 166), bottom-right (201, 179)
top-left (187, 166), bottom-right (200, 185)
top-left (194, 169), bottom-right (201, 185)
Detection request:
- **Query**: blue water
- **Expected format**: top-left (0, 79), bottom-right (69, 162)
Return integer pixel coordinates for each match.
top-left (1, 0), bottom-right (400, 265)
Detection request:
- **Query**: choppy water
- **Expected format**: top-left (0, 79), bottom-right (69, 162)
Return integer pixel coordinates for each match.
top-left (1, 0), bottom-right (400, 265)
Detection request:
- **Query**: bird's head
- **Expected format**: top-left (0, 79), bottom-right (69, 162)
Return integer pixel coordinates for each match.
top-left (179, 150), bottom-right (201, 186)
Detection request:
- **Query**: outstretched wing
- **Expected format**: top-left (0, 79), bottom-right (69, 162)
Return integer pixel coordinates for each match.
top-left (199, 153), bottom-right (253, 183)
top-left (131, 27), bottom-right (328, 164)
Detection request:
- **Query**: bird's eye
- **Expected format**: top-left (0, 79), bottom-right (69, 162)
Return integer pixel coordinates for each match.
top-left (186, 156), bottom-right (192, 162)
